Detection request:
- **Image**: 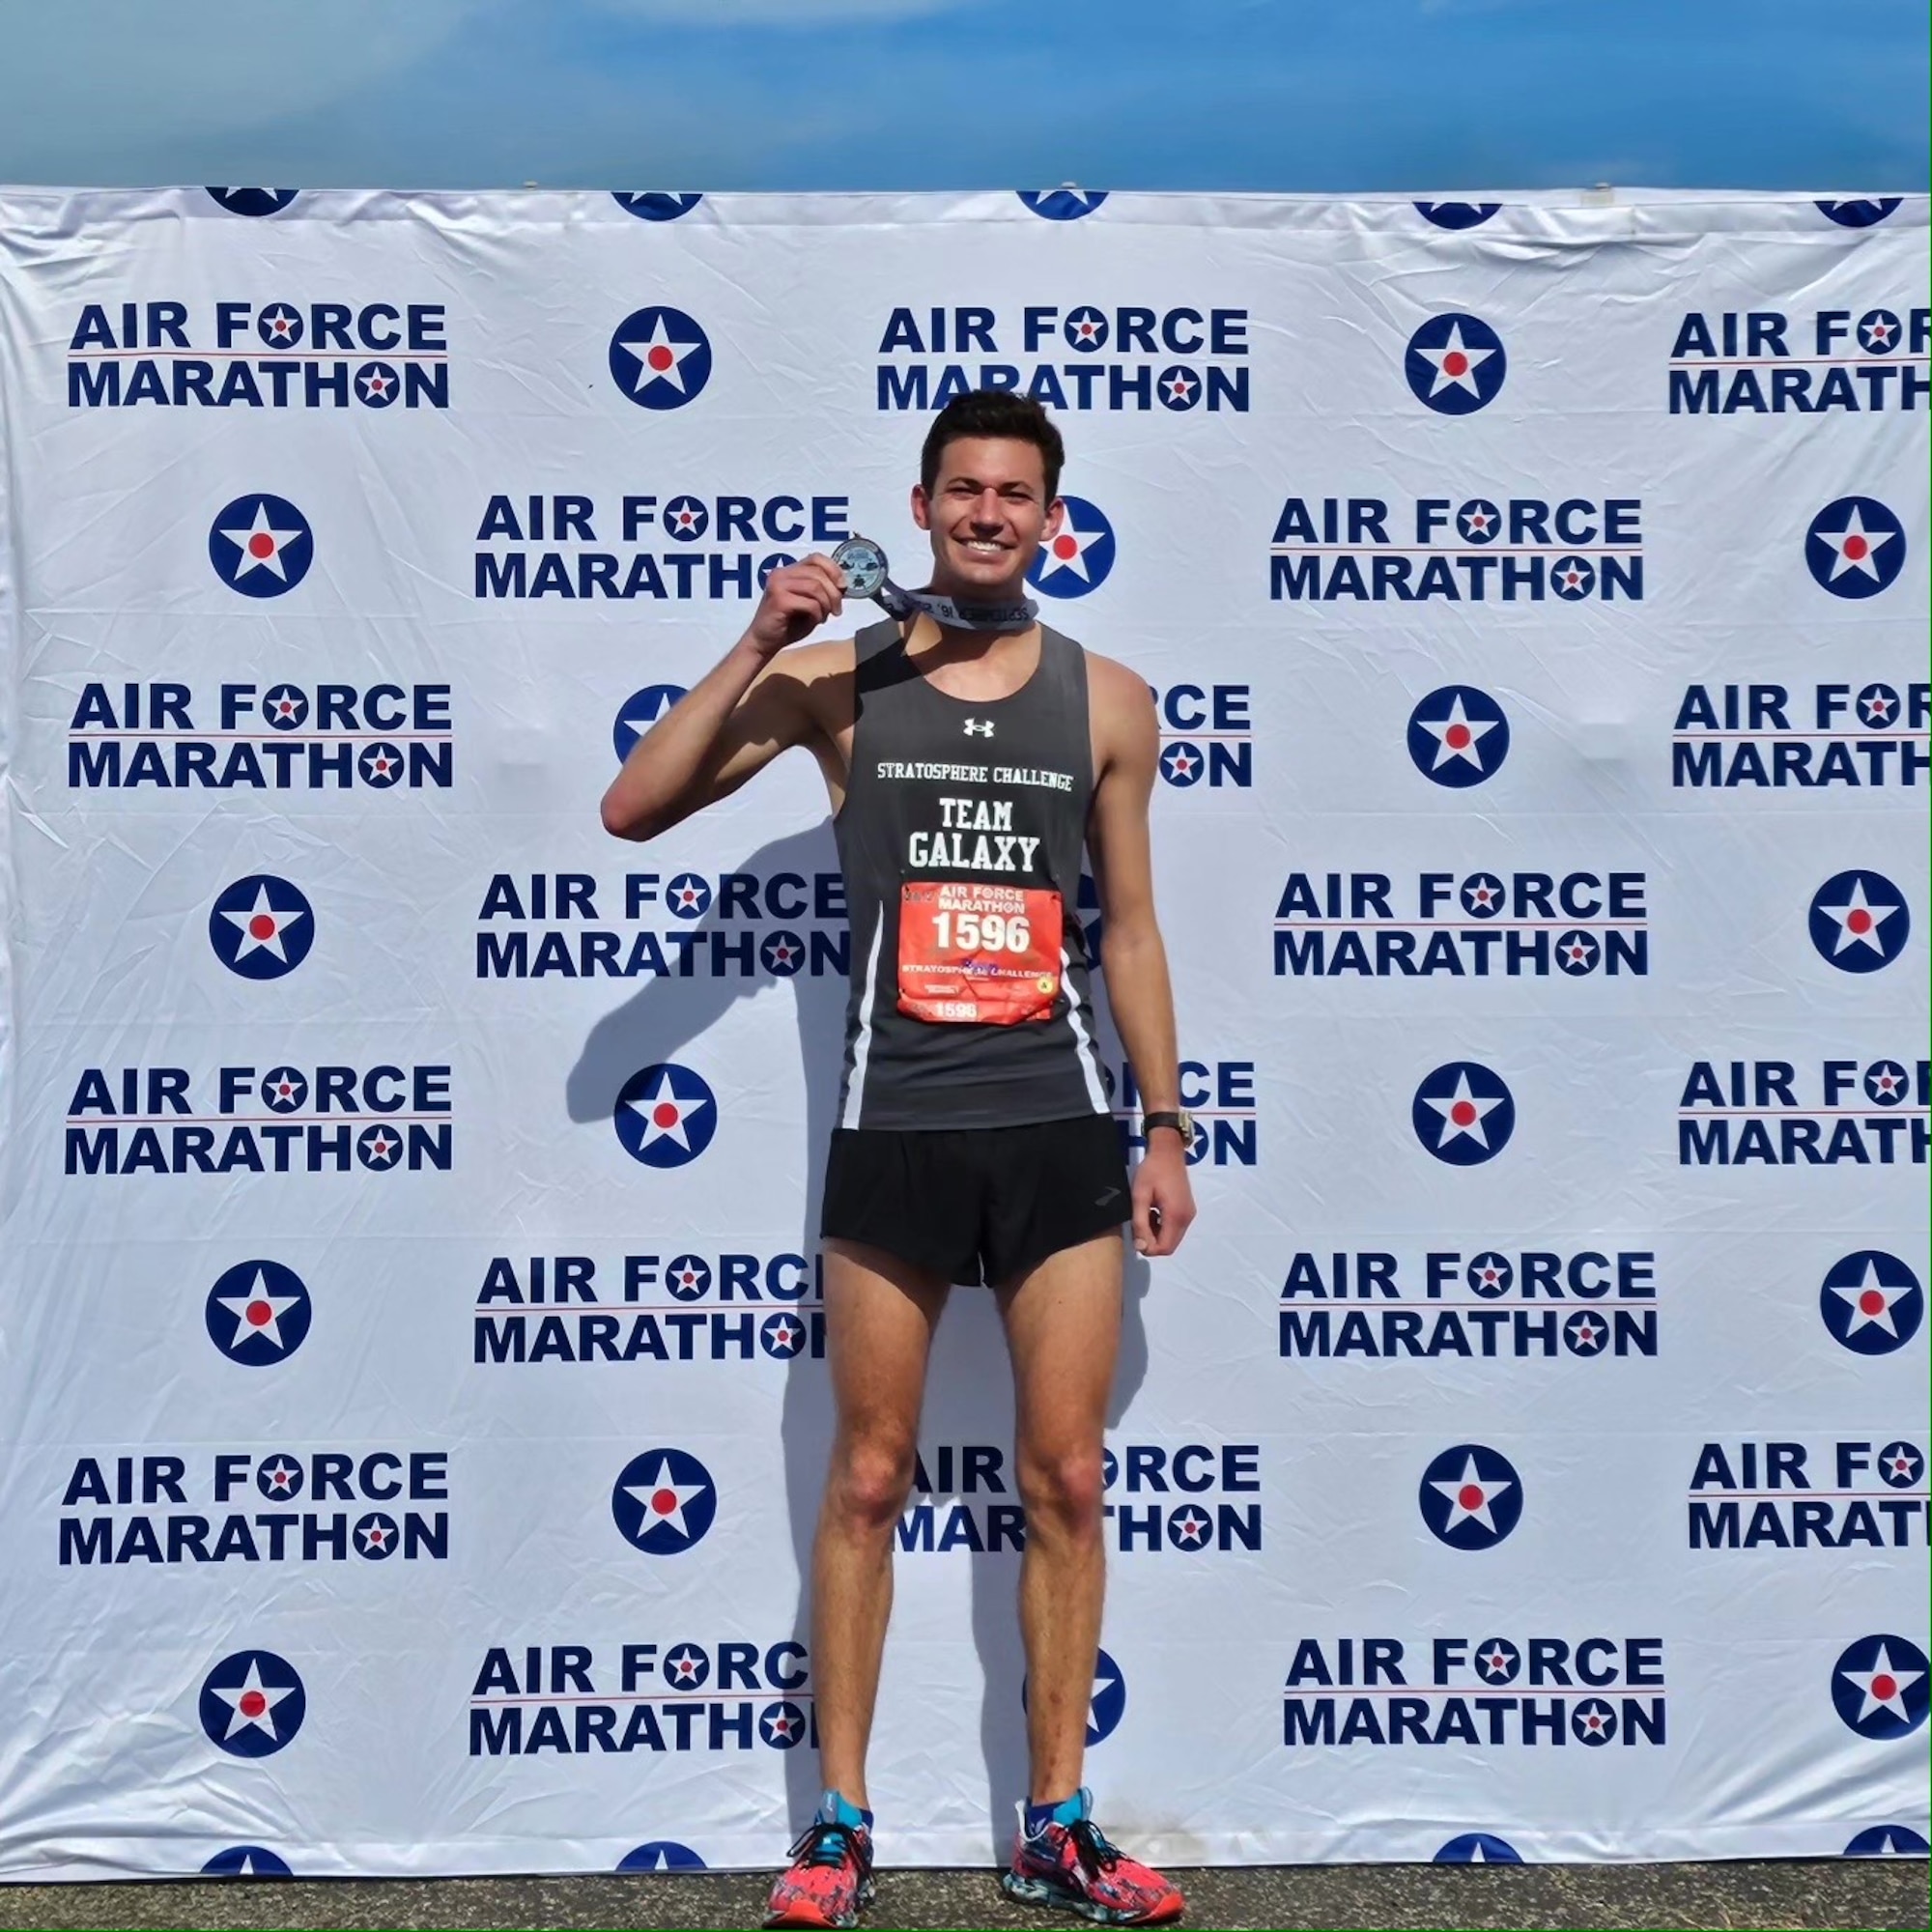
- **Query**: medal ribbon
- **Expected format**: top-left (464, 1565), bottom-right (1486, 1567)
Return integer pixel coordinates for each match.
top-left (879, 582), bottom-right (1038, 634)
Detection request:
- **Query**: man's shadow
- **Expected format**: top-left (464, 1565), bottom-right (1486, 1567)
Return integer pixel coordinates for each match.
top-left (565, 819), bottom-right (1150, 1863)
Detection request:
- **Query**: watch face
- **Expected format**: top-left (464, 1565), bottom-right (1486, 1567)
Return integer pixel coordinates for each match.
top-left (832, 536), bottom-right (889, 599)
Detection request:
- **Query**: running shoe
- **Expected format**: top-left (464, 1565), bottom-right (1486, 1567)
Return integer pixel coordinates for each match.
top-left (763, 1810), bottom-right (876, 1929)
top-left (1002, 1788), bottom-right (1185, 1925)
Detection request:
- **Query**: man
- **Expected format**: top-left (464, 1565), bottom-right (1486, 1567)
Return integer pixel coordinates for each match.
top-left (601, 390), bottom-right (1195, 1929)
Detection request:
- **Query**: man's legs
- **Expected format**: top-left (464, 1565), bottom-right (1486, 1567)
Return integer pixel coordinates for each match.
top-left (995, 1231), bottom-right (1184, 1925)
top-left (810, 1237), bottom-right (951, 1810)
top-left (997, 1230), bottom-right (1123, 1805)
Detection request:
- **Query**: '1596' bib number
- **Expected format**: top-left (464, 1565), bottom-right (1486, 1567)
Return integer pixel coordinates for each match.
top-left (897, 881), bottom-right (1063, 1024)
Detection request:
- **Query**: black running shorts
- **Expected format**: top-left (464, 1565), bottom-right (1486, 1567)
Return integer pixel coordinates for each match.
top-left (819, 1114), bottom-right (1131, 1288)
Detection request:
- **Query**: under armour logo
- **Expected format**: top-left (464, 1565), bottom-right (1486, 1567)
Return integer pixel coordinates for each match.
top-left (963, 718), bottom-right (994, 738)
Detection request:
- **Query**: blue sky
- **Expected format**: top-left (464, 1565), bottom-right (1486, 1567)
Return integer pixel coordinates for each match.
top-left (0, 0), bottom-right (1923, 193)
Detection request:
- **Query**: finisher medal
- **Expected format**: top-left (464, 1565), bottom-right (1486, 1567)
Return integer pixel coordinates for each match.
top-left (832, 535), bottom-right (913, 616)
top-left (832, 534), bottom-right (1037, 635)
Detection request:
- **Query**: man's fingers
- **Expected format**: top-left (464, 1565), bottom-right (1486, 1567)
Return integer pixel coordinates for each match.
top-left (764, 564), bottom-right (842, 643)
top-left (1129, 1170), bottom-right (1156, 1255)
top-left (799, 554), bottom-right (848, 610)
top-left (1136, 1177), bottom-right (1195, 1258)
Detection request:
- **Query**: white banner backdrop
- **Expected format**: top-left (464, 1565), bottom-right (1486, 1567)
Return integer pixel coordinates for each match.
top-left (0, 185), bottom-right (1926, 1882)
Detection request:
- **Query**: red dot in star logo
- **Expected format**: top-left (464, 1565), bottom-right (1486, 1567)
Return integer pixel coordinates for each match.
top-left (1442, 352), bottom-right (1468, 377)
top-left (247, 1301), bottom-right (272, 1327)
top-left (1451, 1101), bottom-right (1476, 1126)
top-left (248, 533), bottom-right (275, 558)
top-left (648, 346), bottom-right (673, 372)
top-left (1861, 1290), bottom-right (1887, 1315)
top-left (1845, 535), bottom-right (1869, 561)
top-left (1052, 534), bottom-right (1078, 560)
top-left (1458, 1484), bottom-right (1485, 1510)
top-left (240, 1690), bottom-right (267, 1718)
top-left (248, 914), bottom-right (276, 940)
top-left (1872, 1672), bottom-right (1898, 1700)
top-left (1445, 724), bottom-right (1471, 750)
top-left (652, 1488), bottom-right (678, 1515)
top-left (653, 1102), bottom-right (679, 1128)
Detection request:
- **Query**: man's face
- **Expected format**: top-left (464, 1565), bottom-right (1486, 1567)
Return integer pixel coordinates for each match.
top-left (911, 436), bottom-right (1064, 593)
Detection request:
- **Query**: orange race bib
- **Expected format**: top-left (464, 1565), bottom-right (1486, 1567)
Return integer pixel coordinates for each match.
top-left (896, 881), bottom-right (1064, 1025)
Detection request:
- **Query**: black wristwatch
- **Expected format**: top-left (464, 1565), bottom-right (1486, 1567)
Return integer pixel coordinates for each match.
top-left (1141, 1110), bottom-right (1195, 1143)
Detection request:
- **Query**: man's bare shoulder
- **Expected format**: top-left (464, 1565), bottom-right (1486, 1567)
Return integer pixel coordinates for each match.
top-left (765, 636), bottom-right (858, 686)
top-left (1080, 647), bottom-right (1159, 727)
top-left (769, 636), bottom-right (860, 742)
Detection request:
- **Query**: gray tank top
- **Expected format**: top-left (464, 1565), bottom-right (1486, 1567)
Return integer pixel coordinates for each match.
top-left (834, 618), bottom-right (1109, 1131)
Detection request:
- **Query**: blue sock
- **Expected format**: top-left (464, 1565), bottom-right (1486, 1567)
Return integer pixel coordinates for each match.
top-left (1024, 1789), bottom-right (1089, 1838)
top-left (818, 1789), bottom-right (874, 1833)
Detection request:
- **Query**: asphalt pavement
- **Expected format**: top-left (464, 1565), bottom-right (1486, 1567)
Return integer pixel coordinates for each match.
top-left (0, 1861), bottom-right (1924, 1930)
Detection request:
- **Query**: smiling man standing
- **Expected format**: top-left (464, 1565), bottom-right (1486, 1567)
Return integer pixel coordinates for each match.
top-left (601, 390), bottom-right (1194, 1928)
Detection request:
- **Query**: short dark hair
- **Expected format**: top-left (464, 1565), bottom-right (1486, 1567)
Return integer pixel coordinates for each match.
top-left (920, 390), bottom-right (1065, 501)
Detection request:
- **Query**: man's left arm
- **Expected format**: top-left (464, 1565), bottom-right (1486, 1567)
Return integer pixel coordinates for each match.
top-left (1084, 659), bottom-right (1196, 1259)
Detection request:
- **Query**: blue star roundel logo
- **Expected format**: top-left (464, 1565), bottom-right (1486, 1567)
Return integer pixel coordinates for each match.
top-left (1856, 313), bottom-right (1905, 355)
top-left (611, 191), bottom-right (703, 222)
top-left (1434, 1833), bottom-right (1521, 1863)
top-left (1415, 202), bottom-right (1500, 230)
top-left (199, 1650), bottom-right (306, 1757)
top-left (611, 1448), bottom-right (718, 1554)
top-left (209, 495), bottom-right (314, 597)
top-left (1808, 869), bottom-right (1909, 973)
top-left (665, 1255), bottom-right (712, 1300)
top-left (205, 1260), bottom-right (311, 1365)
top-left (1419, 1443), bottom-right (1523, 1549)
top-left (1024, 1646), bottom-right (1125, 1747)
top-left (614, 1063), bottom-right (718, 1168)
top-left (201, 1846), bottom-right (294, 1876)
top-left (1832, 1634), bottom-right (1930, 1739)
top-left (614, 684), bottom-right (688, 761)
top-left (1817, 198), bottom-right (1902, 228)
top-left (1412, 1062), bottom-right (1515, 1165)
top-left (206, 187), bottom-right (298, 216)
top-left (1018, 187), bottom-right (1107, 221)
top-left (665, 872), bottom-right (713, 919)
top-left (1845, 1826), bottom-right (1930, 1857)
top-left (1405, 313), bottom-right (1507, 413)
top-left (609, 305), bottom-right (712, 409)
top-left (209, 875), bottom-right (315, 980)
top-left (1406, 686), bottom-right (1510, 786)
top-left (1806, 497), bottom-right (1906, 598)
top-left (1821, 1251), bottom-right (1924, 1356)
top-left (1159, 742), bottom-right (1206, 786)
top-left (1028, 497), bottom-right (1116, 599)
top-left (761, 1310), bottom-right (810, 1356)
top-left (617, 1841), bottom-right (707, 1870)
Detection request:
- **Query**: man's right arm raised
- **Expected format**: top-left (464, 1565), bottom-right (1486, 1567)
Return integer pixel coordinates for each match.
top-left (599, 554), bottom-right (847, 842)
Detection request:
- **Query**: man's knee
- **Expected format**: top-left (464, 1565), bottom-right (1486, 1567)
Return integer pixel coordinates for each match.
top-left (828, 1435), bottom-right (919, 1534)
top-left (1017, 1442), bottom-right (1107, 1534)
